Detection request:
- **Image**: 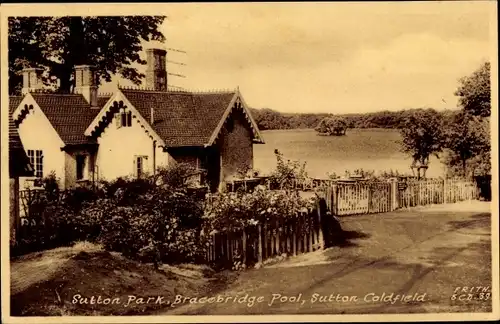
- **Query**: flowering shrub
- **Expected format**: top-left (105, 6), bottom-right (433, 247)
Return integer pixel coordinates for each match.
top-left (203, 186), bottom-right (316, 234)
top-left (268, 149), bottom-right (309, 189)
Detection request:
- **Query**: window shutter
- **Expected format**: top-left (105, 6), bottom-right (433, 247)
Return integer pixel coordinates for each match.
top-left (127, 111), bottom-right (132, 127)
top-left (121, 112), bottom-right (126, 128)
top-left (116, 114), bottom-right (121, 128)
top-left (143, 156), bottom-right (149, 175)
top-left (133, 157), bottom-right (137, 178)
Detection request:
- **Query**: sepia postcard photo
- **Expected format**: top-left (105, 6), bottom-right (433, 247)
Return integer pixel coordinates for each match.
top-left (1, 1), bottom-right (498, 323)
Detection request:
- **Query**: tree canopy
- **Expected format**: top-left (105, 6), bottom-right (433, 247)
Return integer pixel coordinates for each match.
top-left (249, 107), bottom-right (458, 131)
top-left (454, 61), bottom-right (490, 117)
top-left (442, 61), bottom-right (492, 177)
top-left (398, 108), bottom-right (445, 177)
top-left (315, 116), bottom-right (348, 136)
top-left (442, 112), bottom-right (490, 177)
top-left (8, 16), bottom-right (166, 95)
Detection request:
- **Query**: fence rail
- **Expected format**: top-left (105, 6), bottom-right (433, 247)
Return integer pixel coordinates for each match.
top-left (322, 178), bottom-right (478, 216)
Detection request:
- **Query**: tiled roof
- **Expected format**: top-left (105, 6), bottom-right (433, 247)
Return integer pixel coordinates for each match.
top-left (28, 93), bottom-right (110, 145)
top-left (8, 97), bottom-right (33, 177)
top-left (120, 89), bottom-right (237, 147)
top-left (9, 114), bottom-right (23, 149)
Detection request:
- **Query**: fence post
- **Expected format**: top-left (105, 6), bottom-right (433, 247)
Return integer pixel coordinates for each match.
top-left (285, 222), bottom-right (291, 255)
top-left (317, 200), bottom-right (325, 250)
top-left (257, 224), bottom-right (263, 264)
top-left (367, 184), bottom-right (373, 213)
top-left (275, 220), bottom-right (280, 255)
top-left (390, 178), bottom-right (398, 211)
top-left (332, 183), bottom-right (338, 215)
top-left (308, 215), bottom-right (314, 252)
top-left (242, 228), bottom-right (247, 266)
top-left (443, 178), bottom-right (447, 204)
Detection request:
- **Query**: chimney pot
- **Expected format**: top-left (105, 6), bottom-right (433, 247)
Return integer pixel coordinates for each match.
top-left (74, 65), bottom-right (98, 107)
top-left (22, 68), bottom-right (44, 94)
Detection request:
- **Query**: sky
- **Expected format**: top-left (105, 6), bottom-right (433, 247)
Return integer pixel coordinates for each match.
top-left (99, 2), bottom-right (494, 114)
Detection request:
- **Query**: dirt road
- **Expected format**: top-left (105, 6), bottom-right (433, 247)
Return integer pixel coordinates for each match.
top-left (166, 201), bottom-right (492, 315)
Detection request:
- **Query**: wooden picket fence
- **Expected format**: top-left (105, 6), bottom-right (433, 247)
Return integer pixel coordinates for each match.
top-left (398, 179), bottom-right (444, 208)
top-left (398, 178), bottom-right (478, 208)
top-left (444, 178), bottom-right (479, 203)
top-left (205, 201), bottom-right (325, 268)
top-left (322, 178), bottom-right (478, 216)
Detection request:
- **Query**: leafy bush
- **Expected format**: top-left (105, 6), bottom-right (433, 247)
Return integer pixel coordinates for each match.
top-left (96, 177), bottom-right (206, 265)
top-left (154, 163), bottom-right (205, 189)
top-left (14, 165), bottom-right (208, 264)
top-left (204, 186), bottom-right (315, 234)
top-left (13, 174), bottom-right (104, 255)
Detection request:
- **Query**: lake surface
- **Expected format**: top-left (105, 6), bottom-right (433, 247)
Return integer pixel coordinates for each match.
top-left (253, 129), bottom-right (445, 179)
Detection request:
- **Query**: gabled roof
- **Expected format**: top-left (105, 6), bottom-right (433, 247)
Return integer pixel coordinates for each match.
top-left (116, 89), bottom-right (263, 147)
top-left (12, 93), bottom-right (111, 146)
top-left (13, 88), bottom-right (264, 149)
top-left (8, 97), bottom-right (33, 177)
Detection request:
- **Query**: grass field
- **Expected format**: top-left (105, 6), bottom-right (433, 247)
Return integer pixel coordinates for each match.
top-left (253, 128), bottom-right (444, 179)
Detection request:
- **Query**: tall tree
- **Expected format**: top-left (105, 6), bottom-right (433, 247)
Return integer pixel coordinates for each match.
top-left (443, 112), bottom-right (490, 177)
top-left (455, 61), bottom-right (491, 117)
top-left (443, 62), bottom-right (492, 177)
top-left (398, 109), bottom-right (445, 178)
top-left (8, 16), bottom-right (166, 95)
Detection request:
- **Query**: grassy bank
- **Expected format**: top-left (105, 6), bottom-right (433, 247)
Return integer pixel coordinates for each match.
top-left (11, 242), bottom-right (235, 316)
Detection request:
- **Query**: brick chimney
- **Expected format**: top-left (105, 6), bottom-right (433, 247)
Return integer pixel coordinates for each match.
top-left (146, 48), bottom-right (167, 91)
top-left (74, 65), bottom-right (98, 107)
top-left (21, 68), bottom-right (44, 94)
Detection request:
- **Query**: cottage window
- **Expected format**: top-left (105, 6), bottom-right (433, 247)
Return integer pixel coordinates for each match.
top-left (135, 155), bottom-right (148, 178)
top-left (76, 155), bottom-right (87, 180)
top-left (27, 149), bottom-right (43, 178)
top-left (117, 111), bottom-right (132, 128)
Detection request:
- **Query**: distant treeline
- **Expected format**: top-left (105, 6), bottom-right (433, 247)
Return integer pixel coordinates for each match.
top-left (249, 107), bottom-right (459, 130)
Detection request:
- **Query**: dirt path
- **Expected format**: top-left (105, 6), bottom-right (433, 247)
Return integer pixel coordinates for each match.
top-left (165, 201), bottom-right (492, 315)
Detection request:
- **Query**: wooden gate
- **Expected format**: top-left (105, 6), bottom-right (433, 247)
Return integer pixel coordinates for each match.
top-left (323, 181), bottom-right (393, 216)
top-left (369, 182), bottom-right (392, 213)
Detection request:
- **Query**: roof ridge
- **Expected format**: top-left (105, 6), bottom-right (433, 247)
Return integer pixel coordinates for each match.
top-left (31, 92), bottom-right (84, 97)
top-left (119, 85), bottom-right (236, 95)
top-left (188, 88), bottom-right (236, 94)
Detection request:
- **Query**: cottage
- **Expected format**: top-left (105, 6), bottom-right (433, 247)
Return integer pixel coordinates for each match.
top-left (10, 48), bottom-right (264, 192)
